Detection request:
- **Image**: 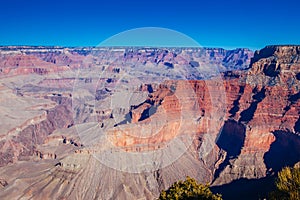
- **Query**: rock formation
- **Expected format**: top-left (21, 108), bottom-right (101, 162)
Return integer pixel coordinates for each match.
top-left (0, 45), bottom-right (299, 200)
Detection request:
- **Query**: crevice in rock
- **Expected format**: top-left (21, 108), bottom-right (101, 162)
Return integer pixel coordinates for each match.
top-left (263, 63), bottom-right (280, 77)
top-left (95, 88), bottom-right (110, 101)
top-left (146, 84), bottom-right (153, 93)
top-left (0, 178), bottom-right (8, 188)
top-left (282, 91), bottom-right (300, 117)
top-left (163, 62), bottom-right (173, 69)
top-left (138, 106), bottom-right (158, 121)
top-left (296, 72), bottom-right (300, 80)
top-left (189, 60), bottom-right (200, 68)
top-left (239, 87), bottom-right (266, 123)
top-left (288, 91), bottom-right (300, 104)
top-left (229, 85), bottom-right (245, 118)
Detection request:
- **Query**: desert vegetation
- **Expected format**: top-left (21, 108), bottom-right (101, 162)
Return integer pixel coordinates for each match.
top-left (158, 177), bottom-right (222, 200)
top-left (269, 165), bottom-right (300, 200)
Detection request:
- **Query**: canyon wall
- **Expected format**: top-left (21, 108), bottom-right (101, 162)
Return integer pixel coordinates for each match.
top-left (0, 45), bottom-right (299, 200)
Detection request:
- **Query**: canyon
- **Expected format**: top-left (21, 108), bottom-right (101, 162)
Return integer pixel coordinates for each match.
top-left (0, 45), bottom-right (299, 199)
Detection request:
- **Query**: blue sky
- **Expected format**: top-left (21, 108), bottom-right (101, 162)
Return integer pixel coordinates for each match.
top-left (0, 0), bottom-right (299, 49)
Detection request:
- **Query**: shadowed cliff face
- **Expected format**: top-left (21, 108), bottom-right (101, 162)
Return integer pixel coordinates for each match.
top-left (216, 120), bottom-right (246, 159)
top-left (239, 87), bottom-right (266, 123)
top-left (0, 45), bottom-right (299, 200)
top-left (295, 116), bottom-right (300, 133)
top-left (264, 131), bottom-right (300, 174)
top-left (211, 176), bottom-right (275, 200)
top-left (296, 72), bottom-right (300, 80)
top-left (229, 85), bottom-right (245, 117)
top-left (214, 120), bottom-right (246, 180)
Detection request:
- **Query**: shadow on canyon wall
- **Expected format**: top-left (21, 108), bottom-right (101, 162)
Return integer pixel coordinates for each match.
top-left (211, 176), bottom-right (275, 200)
top-left (264, 130), bottom-right (300, 174)
top-left (212, 130), bottom-right (300, 200)
top-left (214, 120), bottom-right (246, 180)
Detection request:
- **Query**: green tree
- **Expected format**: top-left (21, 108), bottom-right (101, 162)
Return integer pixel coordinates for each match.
top-left (269, 166), bottom-right (300, 200)
top-left (158, 176), bottom-right (222, 200)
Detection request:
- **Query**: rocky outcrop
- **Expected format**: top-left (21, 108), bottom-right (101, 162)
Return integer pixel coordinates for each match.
top-left (247, 45), bottom-right (300, 86)
top-left (0, 179), bottom-right (7, 188)
top-left (213, 46), bottom-right (300, 187)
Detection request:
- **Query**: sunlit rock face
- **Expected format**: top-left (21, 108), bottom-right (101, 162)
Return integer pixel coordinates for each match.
top-left (0, 45), bottom-right (299, 200)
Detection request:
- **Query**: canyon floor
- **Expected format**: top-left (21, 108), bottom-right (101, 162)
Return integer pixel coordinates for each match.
top-left (0, 45), bottom-right (299, 200)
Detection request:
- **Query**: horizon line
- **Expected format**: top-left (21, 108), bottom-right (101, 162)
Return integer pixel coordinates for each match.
top-left (0, 44), bottom-right (261, 51)
top-left (0, 44), bottom-right (299, 51)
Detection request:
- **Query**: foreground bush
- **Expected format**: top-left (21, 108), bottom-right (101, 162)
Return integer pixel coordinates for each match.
top-left (158, 176), bottom-right (222, 200)
top-left (269, 166), bottom-right (300, 200)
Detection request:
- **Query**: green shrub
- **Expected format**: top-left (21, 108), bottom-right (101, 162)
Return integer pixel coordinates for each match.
top-left (269, 166), bottom-right (300, 200)
top-left (158, 176), bottom-right (222, 200)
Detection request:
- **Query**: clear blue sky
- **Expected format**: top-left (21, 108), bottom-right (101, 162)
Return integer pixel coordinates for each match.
top-left (0, 0), bottom-right (299, 49)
